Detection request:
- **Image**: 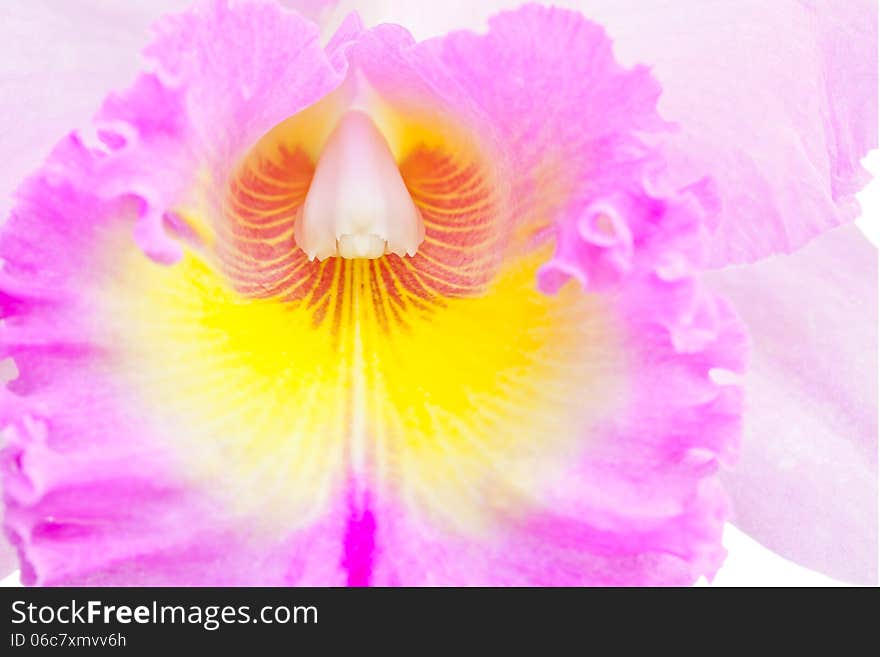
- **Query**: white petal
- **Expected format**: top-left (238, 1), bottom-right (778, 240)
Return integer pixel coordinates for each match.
top-left (706, 224), bottom-right (878, 585)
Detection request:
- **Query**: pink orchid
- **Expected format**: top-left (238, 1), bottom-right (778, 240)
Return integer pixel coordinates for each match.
top-left (0, 0), bottom-right (876, 586)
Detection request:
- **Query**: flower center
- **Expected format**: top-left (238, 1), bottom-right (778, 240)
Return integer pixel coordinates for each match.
top-left (97, 91), bottom-right (626, 533)
top-left (211, 100), bottom-right (508, 311)
top-left (296, 110), bottom-right (425, 261)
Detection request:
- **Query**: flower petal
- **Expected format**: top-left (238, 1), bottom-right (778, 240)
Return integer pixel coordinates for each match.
top-left (706, 224), bottom-right (878, 585)
top-left (2, 3), bottom-right (748, 585)
top-left (609, 0), bottom-right (879, 267)
top-left (330, 0), bottom-right (878, 265)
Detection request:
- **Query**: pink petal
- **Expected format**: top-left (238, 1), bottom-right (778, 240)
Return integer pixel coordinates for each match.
top-left (335, 0), bottom-right (878, 266)
top-left (706, 224), bottom-right (878, 585)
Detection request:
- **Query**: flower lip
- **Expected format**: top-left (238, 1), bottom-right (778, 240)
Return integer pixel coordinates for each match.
top-left (0, 1), bottom-right (756, 587)
top-left (295, 109), bottom-right (425, 261)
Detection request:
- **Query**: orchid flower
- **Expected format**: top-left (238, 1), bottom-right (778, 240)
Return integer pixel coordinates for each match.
top-left (0, 0), bottom-right (876, 587)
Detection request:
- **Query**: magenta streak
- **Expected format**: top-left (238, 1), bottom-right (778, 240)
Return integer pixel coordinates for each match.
top-left (342, 498), bottom-right (376, 587)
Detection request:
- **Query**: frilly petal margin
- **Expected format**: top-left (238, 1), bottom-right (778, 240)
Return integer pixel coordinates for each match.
top-left (707, 224), bottom-right (878, 585)
top-left (0, 1), bottom-right (184, 580)
top-left (1, 2), bottom-right (747, 585)
top-left (326, 0), bottom-right (878, 267)
top-left (0, 106), bottom-right (352, 588)
top-left (70, 0), bottom-right (355, 263)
